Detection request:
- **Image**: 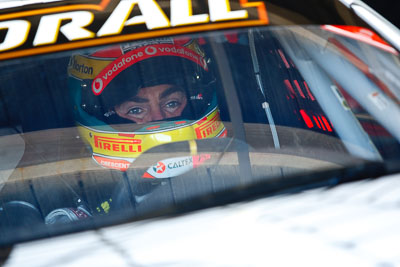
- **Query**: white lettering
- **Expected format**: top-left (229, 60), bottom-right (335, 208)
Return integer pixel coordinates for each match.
top-left (33, 11), bottom-right (95, 46)
top-left (97, 0), bottom-right (170, 37)
top-left (95, 50), bottom-right (144, 92)
top-left (101, 160), bottom-right (129, 169)
top-left (170, 0), bottom-right (209, 26)
top-left (0, 20), bottom-right (30, 52)
top-left (208, 0), bottom-right (248, 22)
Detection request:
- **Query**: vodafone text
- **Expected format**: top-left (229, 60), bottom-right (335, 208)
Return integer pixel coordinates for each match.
top-left (92, 44), bottom-right (206, 95)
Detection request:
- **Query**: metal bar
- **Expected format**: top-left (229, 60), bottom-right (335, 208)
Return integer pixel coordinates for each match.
top-left (248, 29), bottom-right (281, 149)
top-left (209, 36), bottom-right (252, 183)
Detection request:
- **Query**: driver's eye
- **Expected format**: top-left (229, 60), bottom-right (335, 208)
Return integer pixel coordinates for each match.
top-left (128, 107), bottom-right (143, 115)
top-left (165, 101), bottom-right (180, 109)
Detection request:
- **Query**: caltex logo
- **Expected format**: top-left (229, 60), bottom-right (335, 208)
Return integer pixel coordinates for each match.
top-left (153, 162), bottom-right (166, 174)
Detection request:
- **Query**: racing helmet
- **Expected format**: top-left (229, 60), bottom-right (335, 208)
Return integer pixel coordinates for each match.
top-left (68, 37), bottom-right (227, 173)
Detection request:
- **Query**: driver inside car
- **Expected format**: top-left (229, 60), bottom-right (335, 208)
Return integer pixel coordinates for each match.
top-left (68, 37), bottom-right (226, 171)
top-left (44, 38), bottom-right (227, 224)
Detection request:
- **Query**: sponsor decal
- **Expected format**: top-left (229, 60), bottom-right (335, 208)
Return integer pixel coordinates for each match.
top-left (94, 135), bottom-right (142, 153)
top-left (143, 154), bottom-right (211, 178)
top-left (195, 112), bottom-right (222, 139)
top-left (0, 0), bottom-right (268, 60)
top-left (69, 56), bottom-right (93, 75)
top-left (121, 38), bottom-right (174, 53)
top-left (91, 44), bottom-right (207, 95)
top-left (93, 155), bottom-right (132, 171)
top-left (78, 108), bottom-right (224, 172)
top-left (167, 157), bottom-right (192, 169)
top-left (153, 161), bottom-right (166, 173)
top-left (68, 54), bottom-right (112, 79)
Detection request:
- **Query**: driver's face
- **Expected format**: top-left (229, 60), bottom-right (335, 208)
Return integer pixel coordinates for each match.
top-left (114, 84), bottom-right (187, 124)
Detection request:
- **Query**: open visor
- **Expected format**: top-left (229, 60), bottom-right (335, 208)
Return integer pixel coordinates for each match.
top-left (74, 44), bottom-right (216, 131)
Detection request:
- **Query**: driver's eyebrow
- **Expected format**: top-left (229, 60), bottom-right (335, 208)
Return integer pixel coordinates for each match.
top-left (159, 86), bottom-right (185, 99)
top-left (129, 96), bottom-right (148, 103)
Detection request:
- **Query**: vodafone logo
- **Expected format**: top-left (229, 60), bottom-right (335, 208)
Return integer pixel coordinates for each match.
top-left (92, 78), bottom-right (103, 94)
top-left (153, 161), bottom-right (166, 174)
top-left (144, 46), bottom-right (157, 55)
top-left (91, 44), bottom-right (208, 95)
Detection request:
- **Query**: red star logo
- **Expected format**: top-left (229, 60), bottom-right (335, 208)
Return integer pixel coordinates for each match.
top-left (153, 162), bottom-right (166, 174)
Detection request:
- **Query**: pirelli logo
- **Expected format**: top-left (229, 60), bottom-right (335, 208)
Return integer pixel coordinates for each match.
top-left (195, 113), bottom-right (222, 139)
top-left (94, 135), bottom-right (142, 153)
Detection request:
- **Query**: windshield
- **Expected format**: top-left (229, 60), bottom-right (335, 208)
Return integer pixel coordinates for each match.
top-left (1, 25), bottom-right (400, 245)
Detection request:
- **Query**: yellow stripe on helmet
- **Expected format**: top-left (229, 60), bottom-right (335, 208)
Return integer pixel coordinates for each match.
top-left (78, 108), bottom-right (225, 160)
top-left (68, 54), bottom-right (113, 80)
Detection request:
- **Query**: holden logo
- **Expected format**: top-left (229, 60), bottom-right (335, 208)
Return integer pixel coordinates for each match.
top-left (153, 161), bottom-right (166, 174)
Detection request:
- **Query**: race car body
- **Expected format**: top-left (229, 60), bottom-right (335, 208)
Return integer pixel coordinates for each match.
top-left (0, 0), bottom-right (400, 265)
